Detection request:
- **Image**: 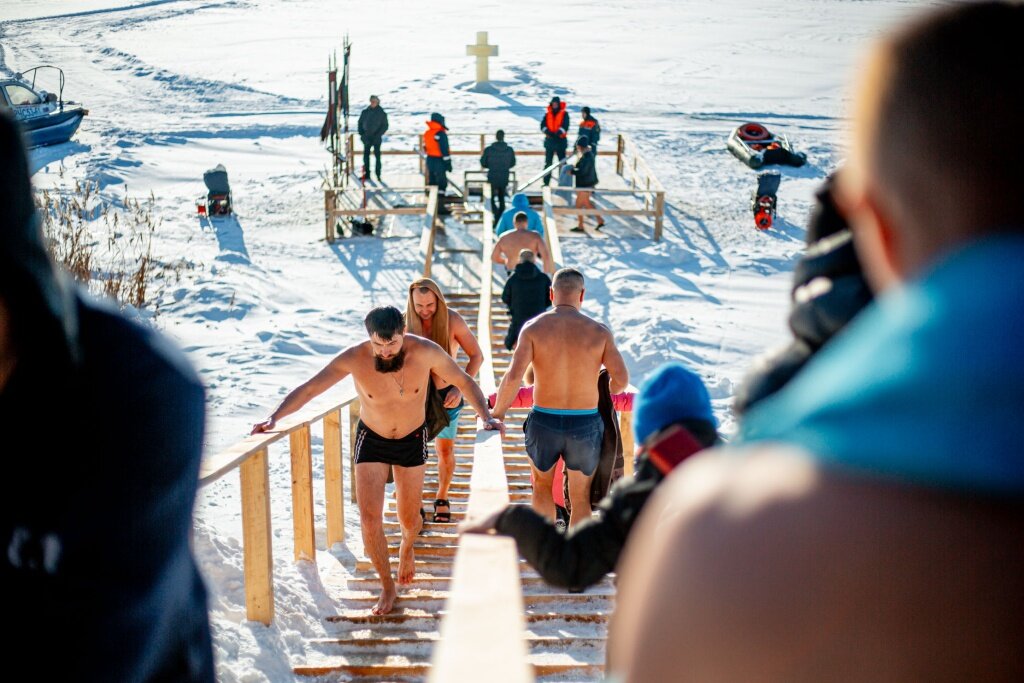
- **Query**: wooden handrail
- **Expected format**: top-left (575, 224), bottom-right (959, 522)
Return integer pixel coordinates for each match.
top-left (431, 185), bottom-right (531, 683)
top-left (198, 378), bottom-right (360, 624)
top-left (541, 186), bottom-right (564, 271)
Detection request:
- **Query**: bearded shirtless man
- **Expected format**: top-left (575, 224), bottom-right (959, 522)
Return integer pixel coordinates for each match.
top-left (252, 306), bottom-right (504, 615)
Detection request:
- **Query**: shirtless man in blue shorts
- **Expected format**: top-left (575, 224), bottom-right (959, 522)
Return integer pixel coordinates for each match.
top-left (492, 268), bottom-right (629, 527)
top-left (253, 306), bottom-right (503, 615)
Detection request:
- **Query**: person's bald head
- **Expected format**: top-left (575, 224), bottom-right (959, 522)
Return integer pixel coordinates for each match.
top-left (519, 249), bottom-right (535, 264)
top-left (841, 2), bottom-right (1024, 291)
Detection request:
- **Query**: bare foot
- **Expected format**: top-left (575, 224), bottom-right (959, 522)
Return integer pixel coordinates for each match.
top-left (371, 583), bottom-right (397, 615)
top-left (397, 537), bottom-right (417, 585)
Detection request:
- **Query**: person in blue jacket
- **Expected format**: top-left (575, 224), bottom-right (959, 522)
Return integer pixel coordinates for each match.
top-left (495, 192), bottom-right (544, 236)
top-left (0, 111), bottom-right (214, 681)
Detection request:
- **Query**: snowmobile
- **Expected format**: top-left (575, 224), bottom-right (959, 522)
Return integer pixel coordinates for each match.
top-left (0, 66), bottom-right (87, 148)
top-left (752, 172), bottom-right (781, 230)
top-left (727, 122), bottom-right (806, 169)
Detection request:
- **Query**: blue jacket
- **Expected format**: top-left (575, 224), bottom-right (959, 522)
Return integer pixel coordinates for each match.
top-left (738, 235), bottom-right (1024, 493)
top-left (496, 193), bottom-right (544, 236)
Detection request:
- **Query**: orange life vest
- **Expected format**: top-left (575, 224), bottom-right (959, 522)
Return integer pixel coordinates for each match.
top-left (580, 119), bottom-right (598, 132)
top-left (544, 104), bottom-right (567, 137)
top-left (423, 120), bottom-right (446, 157)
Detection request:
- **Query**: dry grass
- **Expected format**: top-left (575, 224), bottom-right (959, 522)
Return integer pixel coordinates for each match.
top-left (36, 181), bottom-right (191, 314)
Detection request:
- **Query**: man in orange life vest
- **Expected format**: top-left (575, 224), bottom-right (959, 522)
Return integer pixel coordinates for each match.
top-left (424, 112), bottom-right (451, 194)
top-left (540, 96), bottom-right (570, 184)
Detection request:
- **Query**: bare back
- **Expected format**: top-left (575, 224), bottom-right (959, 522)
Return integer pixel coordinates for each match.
top-left (523, 308), bottom-right (616, 410)
top-left (494, 230), bottom-right (545, 272)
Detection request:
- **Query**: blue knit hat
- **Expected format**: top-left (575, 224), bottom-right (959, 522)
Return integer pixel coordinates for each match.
top-left (633, 363), bottom-right (716, 444)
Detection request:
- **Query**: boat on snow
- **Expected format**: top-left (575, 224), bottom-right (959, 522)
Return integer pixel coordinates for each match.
top-left (0, 66), bottom-right (87, 148)
top-left (727, 122), bottom-right (806, 169)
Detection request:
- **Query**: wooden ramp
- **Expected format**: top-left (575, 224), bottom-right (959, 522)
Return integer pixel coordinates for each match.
top-left (292, 285), bottom-right (615, 681)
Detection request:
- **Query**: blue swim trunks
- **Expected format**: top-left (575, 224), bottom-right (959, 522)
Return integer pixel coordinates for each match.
top-left (524, 407), bottom-right (604, 476)
top-left (434, 385), bottom-right (464, 441)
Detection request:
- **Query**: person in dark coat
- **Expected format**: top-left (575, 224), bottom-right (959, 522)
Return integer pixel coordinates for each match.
top-left (540, 96), bottom-right (570, 184)
top-left (463, 363), bottom-right (718, 591)
top-left (423, 112), bottom-right (451, 195)
top-left (569, 136), bottom-right (603, 232)
top-left (734, 173), bottom-right (873, 414)
top-left (480, 129), bottom-right (517, 223)
top-left (501, 249), bottom-right (551, 350)
top-left (357, 95), bottom-right (389, 181)
top-left (0, 112), bottom-right (214, 681)
top-left (578, 106), bottom-right (601, 155)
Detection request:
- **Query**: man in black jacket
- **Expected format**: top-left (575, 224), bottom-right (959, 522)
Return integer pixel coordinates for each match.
top-left (570, 136), bottom-right (602, 232)
top-left (357, 95), bottom-right (389, 181)
top-left (501, 249), bottom-right (551, 350)
top-left (463, 362), bottom-right (718, 591)
top-left (578, 106), bottom-right (601, 155)
top-left (480, 129), bottom-right (516, 222)
top-left (0, 112), bottom-right (214, 681)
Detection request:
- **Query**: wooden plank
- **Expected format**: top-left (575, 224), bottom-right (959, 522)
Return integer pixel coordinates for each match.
top-left (240, 448), bottom-right (274, 625)
top-left (290, 425), bottom-right (316, 562)
top-left (324, 408), bottom-right (345, 546)
top-left (549, 187), bottom-right (662, 196)
top-left (330, 207), bottom-right (427, 217)
top-left (542, 186), bottom-right (564, 271)
top-left (349, 399), bottom-right (361, 504)
top-left (552, 207), bottom-right (656, 217)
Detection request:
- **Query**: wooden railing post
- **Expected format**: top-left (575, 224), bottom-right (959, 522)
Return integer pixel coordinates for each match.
top-left (654, 191), bottom-right (665, 242)
top-left (290, 425), bottom-right (315, 562)
top-left (324, 408), bottom-right (345, 546)
top-left (480, 133), bottom-right (486, 153)
top-left (349, 398), bottom-right (360, 503)
top-left (240, 448), bottom-right (274, 625)
top-left (619, 411), bottom-right (635, 479)
top-left (616, 134), bottom-right (624, 175)
top-left (325, 189), bottom-right (334, 243)
top-left (421, 186), bottom-right (439, 277)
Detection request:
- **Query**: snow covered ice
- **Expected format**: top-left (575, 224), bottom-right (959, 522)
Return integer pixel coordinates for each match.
top-left (1, 0), bottom-right (926, 679)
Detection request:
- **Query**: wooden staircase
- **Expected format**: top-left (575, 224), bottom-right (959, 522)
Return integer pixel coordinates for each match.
top-left (292, 289), bottom-right (614, 680)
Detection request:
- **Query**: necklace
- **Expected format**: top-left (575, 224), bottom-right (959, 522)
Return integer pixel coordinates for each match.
top-left (391, 370), bottom-right (406, 396)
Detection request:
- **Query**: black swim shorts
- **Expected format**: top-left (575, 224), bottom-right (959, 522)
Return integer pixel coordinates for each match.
top-left (354, 420), bottom-right (428, 468)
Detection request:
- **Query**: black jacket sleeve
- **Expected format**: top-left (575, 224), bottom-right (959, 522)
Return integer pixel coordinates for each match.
top-left (509, 147), bottom-right (516, 168)
top-left (357, 109), bottom-right (366, 137)
top-left (495, 461), bottom-right (661, 589)
top-left (381, 110), bottom-right (389, 136)
top-left (502, 275), bottom-right (513, 306)
top-left (480, 147), bottom-right (490, 168)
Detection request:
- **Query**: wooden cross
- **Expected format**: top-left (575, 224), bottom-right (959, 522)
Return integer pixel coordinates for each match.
top-left (466, 31), bottom-right (498, 86)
